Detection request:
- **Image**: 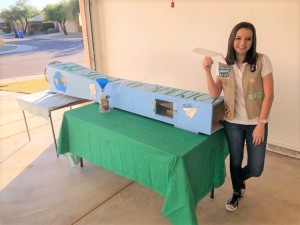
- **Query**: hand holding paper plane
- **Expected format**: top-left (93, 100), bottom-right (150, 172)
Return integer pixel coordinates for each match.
top-left (193, 47), bottom-right (227, 64)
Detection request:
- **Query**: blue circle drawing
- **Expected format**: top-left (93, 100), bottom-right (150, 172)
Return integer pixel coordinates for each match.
top-left (53, 71), bottom-right (67, 92)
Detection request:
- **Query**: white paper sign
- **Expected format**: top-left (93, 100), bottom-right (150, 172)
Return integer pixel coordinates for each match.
top-left (193, 47), bottom-right (227, 64)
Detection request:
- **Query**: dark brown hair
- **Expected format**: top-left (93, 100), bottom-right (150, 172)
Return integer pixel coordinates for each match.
top-left (225, 22), bottom-right (258, 65)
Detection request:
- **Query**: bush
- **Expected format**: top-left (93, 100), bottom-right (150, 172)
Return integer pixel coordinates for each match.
top-left (47, 28), bottom-right (56, 33)
top-left (28, 28), bottom-right (35, 35)
top-left (30, 23), bottom-right (42, 31)
top-left (2, 27), bottom-right (11, 34)
top-left (41, 22), bottom-right (55, 32)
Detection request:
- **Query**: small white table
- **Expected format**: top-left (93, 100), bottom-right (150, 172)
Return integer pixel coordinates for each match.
top-left (16, 91), bottom-right (90, 155)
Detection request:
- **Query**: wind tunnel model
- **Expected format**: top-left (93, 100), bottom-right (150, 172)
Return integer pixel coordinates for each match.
top-left (45, 62), bottom-right (224, 135)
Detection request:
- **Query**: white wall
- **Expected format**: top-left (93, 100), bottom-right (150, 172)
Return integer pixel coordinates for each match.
top-left (89, 0), bottom-right (300, 151)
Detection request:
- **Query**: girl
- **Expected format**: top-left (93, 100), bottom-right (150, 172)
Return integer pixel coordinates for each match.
top-left (202, 22), bottom-right (274, 212)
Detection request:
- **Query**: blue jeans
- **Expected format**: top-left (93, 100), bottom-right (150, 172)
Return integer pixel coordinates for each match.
top-left (224, 121), bottom-right (268, 193)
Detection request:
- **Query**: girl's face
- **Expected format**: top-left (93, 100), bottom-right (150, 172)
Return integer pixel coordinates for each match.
top-left (233, 28), bottom-right (253, 56)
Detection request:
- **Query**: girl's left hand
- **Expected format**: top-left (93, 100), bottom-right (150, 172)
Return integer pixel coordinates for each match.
top-left (252, 123), bottom-right (265, 145)
top-left (202, 56), bottom-right (214, 73)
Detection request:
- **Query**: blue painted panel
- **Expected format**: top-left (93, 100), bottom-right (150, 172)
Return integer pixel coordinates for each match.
top-left (46, 62), bottom-right (224, 135)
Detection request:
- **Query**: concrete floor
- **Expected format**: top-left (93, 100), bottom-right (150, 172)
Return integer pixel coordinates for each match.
top-left (1, 89), bottom-right (300, 225)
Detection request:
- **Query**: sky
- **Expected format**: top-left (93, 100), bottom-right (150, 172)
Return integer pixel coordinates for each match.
top-left (0, 0), bottom-right (61, 11)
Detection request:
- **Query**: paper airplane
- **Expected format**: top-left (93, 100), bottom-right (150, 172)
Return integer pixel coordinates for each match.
top-left (193, 47), bottom-right (227, 64)
top-left (183, 107), bottom-right (198, 118)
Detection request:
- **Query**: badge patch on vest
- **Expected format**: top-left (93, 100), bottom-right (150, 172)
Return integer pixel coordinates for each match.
top-left (250, 64), bottom-right (259, 72)
top-left (249, 78), bottom-right (255, 84)
top-left (248, 92), bottom-right (262, 100)
top-left (224, 106), bottom-right (232, 119)
top-left (219, 65), bottom-right (231, 79)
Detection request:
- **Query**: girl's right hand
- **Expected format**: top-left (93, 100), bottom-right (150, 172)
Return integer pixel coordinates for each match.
top-left (202, 56), bottom-right (214, 73)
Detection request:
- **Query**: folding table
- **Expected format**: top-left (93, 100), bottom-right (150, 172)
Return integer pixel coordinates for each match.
top-left (16, 91), bottom-right (90, 154)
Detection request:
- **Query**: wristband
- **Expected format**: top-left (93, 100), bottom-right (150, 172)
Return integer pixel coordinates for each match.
top-left (259, 119), bottom-right (268, 124)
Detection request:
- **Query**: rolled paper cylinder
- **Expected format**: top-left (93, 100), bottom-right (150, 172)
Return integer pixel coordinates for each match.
top-left (96, 78), bottom-right (109, 89)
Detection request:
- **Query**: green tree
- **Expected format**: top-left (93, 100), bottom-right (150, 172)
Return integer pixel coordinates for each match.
top-left (43, 2), bottom-right (68, 35)
top-left (0, 9), bottom-right (16, 33)
top-left (67, 0), bottom-right (80, 21)
top-left (43, 0), bottom-right (79, 35)
top-left (0, 0), bottom-right (39, 35)
top-left (13, 0), bottom-right (39, 34)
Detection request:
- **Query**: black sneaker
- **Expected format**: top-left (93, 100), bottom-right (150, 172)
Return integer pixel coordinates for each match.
top-left (241, 181), bottom-right (246, 196)
top-left (225, 193), bottom-right (242, 212)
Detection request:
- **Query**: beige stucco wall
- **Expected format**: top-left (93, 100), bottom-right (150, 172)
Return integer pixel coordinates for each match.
top-left (81, 0), bottom-right (300, 152)
top-left (64, 21), bottom-right (82, 33)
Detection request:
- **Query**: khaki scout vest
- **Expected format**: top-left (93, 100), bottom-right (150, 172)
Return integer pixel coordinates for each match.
top-left (219, 53), bottom-right (264, 120)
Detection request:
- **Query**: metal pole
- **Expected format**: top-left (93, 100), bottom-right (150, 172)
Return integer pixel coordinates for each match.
top-left (48, 111), bottom-right (58, 156)
top-left (210, 188), bottom-right (215, 198)
top-left (22, 111), bottom-right (31, 141)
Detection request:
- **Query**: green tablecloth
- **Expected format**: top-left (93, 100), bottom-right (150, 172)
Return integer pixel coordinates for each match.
top-left (58, 103), bottom-right (228, 225)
